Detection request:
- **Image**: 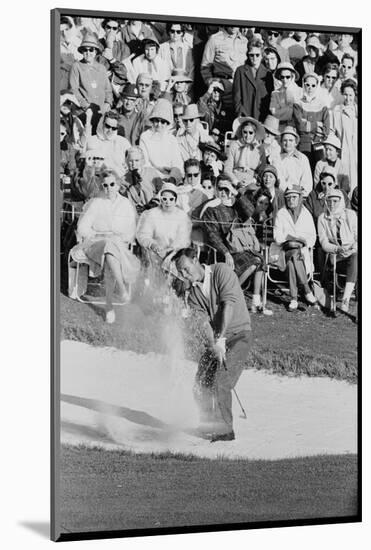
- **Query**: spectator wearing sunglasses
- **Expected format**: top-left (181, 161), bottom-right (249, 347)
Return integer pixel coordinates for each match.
top-left (319, 63), bottom-right (342, 110)
top-left (233, 40), bottom-right (274, 121)
top-left (293, 72), bottom-right (330, 171)
top-left (199, 141), bottom-right (224, 179)
top-left (60, 16), bottom-right (82, 89)
top-left (269, 62), bottom-right (302, 133)
top-left (264, 29), bottom-right (290, 63)
top-left (76, 168), bottom-right (140, 324)
top-left (294, 35), bottom-right (323, 87)
top-left (163, 69), bottom-right (193, 107)
top-left (86, 111), bottom-right (130, 177)
top-left (313, 134), bottom-right (350, 193)
top-left (338, 53), bottom-right (357, 85)
top-left (176, 104), bottom-right (210, 164)
top-left (176, 159), bottom-right (209, 214)
top-left (69, 31), bottom-right (113, 122)
top-left (139, 99), bottom-right (183, 181)
top-left (121, 146), bottom-right (162, 213)
top-left (159, 24), bottom-right (195, 81)
top-left (198, 80), bottom-right (233, 135)
top-left (72, 150), bottom-right (107, 201)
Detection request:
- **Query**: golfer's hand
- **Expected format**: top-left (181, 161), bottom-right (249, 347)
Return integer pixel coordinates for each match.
top-left (213, 337), bottom-right (226, 363)
top-left (225, 252), bottom-right (235, 270)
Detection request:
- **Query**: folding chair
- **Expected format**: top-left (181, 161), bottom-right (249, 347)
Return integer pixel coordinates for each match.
top-left (224, 131), bottom-right (234, 156)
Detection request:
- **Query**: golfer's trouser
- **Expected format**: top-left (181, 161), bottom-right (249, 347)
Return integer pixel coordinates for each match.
top-left (194, 330), bottom-right (251, 433)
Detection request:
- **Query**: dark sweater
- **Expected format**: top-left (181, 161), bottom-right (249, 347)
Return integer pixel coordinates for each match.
top-left (188, 263), bottom-right (251, 338)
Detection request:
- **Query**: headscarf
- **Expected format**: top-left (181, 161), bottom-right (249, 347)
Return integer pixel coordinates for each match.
top-left (324, 189), bottom-right (346, 220)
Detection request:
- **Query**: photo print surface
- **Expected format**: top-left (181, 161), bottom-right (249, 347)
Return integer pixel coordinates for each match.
top-left (52, 8), bottom-right (360, 542)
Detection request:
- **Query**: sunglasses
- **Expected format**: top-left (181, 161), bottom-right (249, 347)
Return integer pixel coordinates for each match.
top-left (341, 64), bottom-right (352, 70)
top-left (152, 118), bottom-right (169, 124)
top-left (186, 172), bottom-right (200, 178)
top-left (321, 179), bottom-right (334, 186)
top-left (184, 118), bottom-right (196, 123)
top-left (248, 53), bottom-right (261, 57)
top-left (103, 181), bottom-right (116, 188)
top-left (93, 157), bottom-right (104, 161)
top-left (268, 31), bottom-right (279, 36)
top-left (280, 74), bottom-right (292, 80)
top-left (243, 130), bottom-right (255, 135)
top-left (304, 83), bottom-right (317, 88)
top-left (82, 47), bottom-right (96, 53)
top-left (325, 75), bottom-right (337, 79)
top-left (60, 131), bottom-right (67, 137)
top-left (170, 29), bottom-right (182, 34)
top-left (161, 196), bottom-right (175, 202)
top-left (202, 184), bottom-right (213, 190)
top-left (174, 113), bottom-right (183, 118)
top-left (106, 25), bottom-right (119, 30)
top-left (105, 123), bottom-right (118, 130)
top-left (218, 187), bottom-right (231, 193)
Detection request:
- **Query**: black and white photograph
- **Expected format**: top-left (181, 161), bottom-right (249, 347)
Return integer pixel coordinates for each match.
top-left (52, 7), bottom-right (360, 543)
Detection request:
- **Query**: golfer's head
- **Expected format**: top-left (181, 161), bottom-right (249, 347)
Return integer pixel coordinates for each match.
top-left (174, 247), bottom-right (203, 283)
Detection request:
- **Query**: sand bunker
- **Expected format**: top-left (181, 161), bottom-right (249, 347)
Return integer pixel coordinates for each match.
top-left (60, 340), bottom-right (357, 460)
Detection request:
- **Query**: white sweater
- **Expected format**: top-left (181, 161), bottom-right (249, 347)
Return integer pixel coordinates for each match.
top-left (136, 206), bottom-right (191, 250)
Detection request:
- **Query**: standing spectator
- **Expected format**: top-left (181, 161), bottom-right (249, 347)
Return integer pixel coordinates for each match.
top-left (319, 63), bottom-right (343, 110)
top-left (313, 134), bottom-right (350, 193)
top-left (60, 16), bottom-right (81, 88)
top-left (269, 62), bottom-right (302, 133)
top-left (294, 35), bottom-right (323, 86)
top-left (198, 80), bottom-right (233, 134)
top-left (176, 159), bottom-right (209, 214)
top-left (121, 20), bottom-right (156, 56)
top-left (139, 99), bottom-right (183, 180)
top-left (69, 31), bottom-right (113, 127)
top-left (293, 72), bottom-right (330, 170)
top-left (264, 29), bottom-right (290, 63)
top-left (233, 40), bottom-right (274, 121)
top-left (274, 185), bottom-right (317, 311)
top-left (286, 31), bottom-right (308, 65)
top-left (263, 46), bottom-right (281, 88)
top-left (131, 38), bottom-right (171, 91)
top-left (280, 126), bottom-right (313, 196)
top-left (159, 23), bottom-right (195, 80)
top-left (177, 104), bottom-right (209, 163)
top-left (163, 69), bottom-right (193, 106)
top-left (332, 79), bottom-right (358, 194)
top-left (86, 111), bottom-right (130, 177)
top-left (117, 83), bottom-right (144, 145)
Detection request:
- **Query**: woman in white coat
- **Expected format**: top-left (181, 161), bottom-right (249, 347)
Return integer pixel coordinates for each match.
top-left (274, 185), bottom-right (317, 311)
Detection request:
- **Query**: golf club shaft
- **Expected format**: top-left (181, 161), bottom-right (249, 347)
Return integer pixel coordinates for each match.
top-left (222, 359), bottom-right (247, 419)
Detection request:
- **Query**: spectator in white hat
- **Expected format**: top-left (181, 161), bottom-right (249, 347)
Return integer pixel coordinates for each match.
top-left (294, 35), bottom-right (323, 86)
top-left (269, 62), bottom-right (302, 133)
top-left (313, 134), bottom-right (350, 193)
top-left (279, 126), bottom-right (313, 197)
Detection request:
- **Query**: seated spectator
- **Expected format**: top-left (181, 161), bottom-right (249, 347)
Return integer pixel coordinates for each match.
top-left (264, 29), bottom-right (290, 63)
top-left (60, 90), bottom-right (85, 152)
top-left (280, 126), bottom-right (313, 196)
top-left (136, 182), bottom-right (192, 269)
top-left (172, 102), bottom-right (185, 135)
top-left (159, 23), bottom-right (195, 80)
top-left (139, 98), bottom-right (183, 180)
top-left (97, 18), bottom-right (129, 94)
top-left (332, 79), bottom-right (358, 194)
top-left (263, 46), bottom-right (281, 88)
top-left (86, 111), bottom-right (131, 177)
top-left (313, 134), bottom-right (350, 193)
top-left (293, 72), bottom-right (330, 170)
top-left (198, 80), bottom-right (233, 134)
top-left (69, 30), bottom-right (113, 130)
top-left (294, 35), bottom-right (323, 86)
top-left (72, 150), bottom-right (106, 201)
top-left (319, 63), bottom-right (343, 110)
top-left (233, 40), bottom-right (274, 121)
top-left (116, 83), bottom-right (144, 145)
top-left (163, 69), bottom-right (193, 106)
top-left (131, 38), bottom-right (171, 91)
top-left (121, 19), bottom-right (156, 56)
top-left (261, 115), bottom-right (283, 173)
top-left (251, 187), bottom-right (275, 245)
top-left (273, 185), bottom-right (317, 311)
top-left (75, 168), bottom-right (140, 323)
top-left (224, 117), bottom-right (266, 187)
top-left (317, 188), bottom-right (357, 313)
top-left (135, 72), bottom-right (155, 115)
top-left (176, 159), bottom-right (209, 214)
top-left (269, 62), bottom-right (302, 133)
top-left (199, 141), bottom-right (224, 178)
top-left (120, 146), bottom-right (163, 213)
top-left (201, 172), bottom-right (216, 199)
top-left (60, 121), bottom-right (77, 182)
top-left (339, 53), bottom-right (357, 84)
top-left (258, 165), bottom-right (285, 219)
top-left (177, 104), bottom-right (209, 163)
top-left (201, 176), bottom-right (271, 313)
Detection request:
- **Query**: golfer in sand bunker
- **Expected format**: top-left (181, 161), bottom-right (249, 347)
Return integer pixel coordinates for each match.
top-left (174, 247), bottom-right (251, 442)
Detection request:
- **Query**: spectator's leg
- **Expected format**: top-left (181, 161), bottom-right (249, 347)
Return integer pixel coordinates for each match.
top-left (238, 264), bottom-right (256, 287)
top-left (293, 255), bottom-right (311, 294)
top-left (286, 257), bottom-right (298, 300)
top-left (105, 253), bottom-right (126, 300)
top-left (342, 253), bottom-right (357, 302)
top-left (251, 269), bottom-right (263, 307)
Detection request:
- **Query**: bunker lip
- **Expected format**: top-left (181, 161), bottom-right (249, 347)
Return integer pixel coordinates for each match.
top-left (60, 340), bottom-right (357, 461)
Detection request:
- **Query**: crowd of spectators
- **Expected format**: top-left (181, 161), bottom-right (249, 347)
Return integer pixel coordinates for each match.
top-left (60, 16), bottom-right (358, 321)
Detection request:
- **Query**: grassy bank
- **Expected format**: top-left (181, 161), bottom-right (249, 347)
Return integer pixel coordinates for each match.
top-left (60, 444), bottom-right (358, 535)
top-left (60, 292), bottom-right (358, 383)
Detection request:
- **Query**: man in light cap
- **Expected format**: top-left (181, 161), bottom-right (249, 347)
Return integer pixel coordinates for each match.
top-left (280, 126), bottom-right (313, 197)
top-left (313, 133), bottom-right (350, 193)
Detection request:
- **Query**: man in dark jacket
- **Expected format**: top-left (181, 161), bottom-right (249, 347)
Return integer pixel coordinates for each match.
top-left (233, 40), bottom-right (274, 121)
top-left (174, 247), bottom-right (251, 442)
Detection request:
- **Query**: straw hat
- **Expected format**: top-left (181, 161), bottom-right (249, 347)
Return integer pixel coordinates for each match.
top-left (149, 99), bottom-right (174, 125)
top-left (77, 31), bottom-right (103, 53)
top-left (275, 62), bottom-right (299, 81)
top-left (262, 115), bottom-right (280, 136)
top-left (182, 104), bottom-right (203, 120)
top-left (235, 117), bottom-right (265, 141)
top-left (171, 69), bottom-right (193, 83)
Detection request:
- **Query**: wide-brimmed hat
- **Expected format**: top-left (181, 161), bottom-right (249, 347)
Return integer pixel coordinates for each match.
top-left (77, 31), bottom-right (103, 53)
top-left (182, 104), bottom-right (203, 120)
top-left (320, 165), bottom-right (337, 182)
top-left (200, 141), bottom-right (223, 158)
top-left (171, 69), bottom-right (193, 83)
top-left (149, 98), bottom-right (174, 125)
top-left (235, 117), bottom-right (265, 141)
top-left (321, 134), bottom-right (342, 151)
top-left (284, 184), bottom-right (303, 196)
top-left (262, 115), bottom-right (280, 136)
top-left (302, 71), bottom-right (321, 85)
top-left (281, 125), bottom-right (300, 143)
top-left (306, 35), bottom-right (322, 52)
top-left (159, 182), bottom-right (178, 198)
top-left (274, 62), bottom-right (299, 81)
top-left (121, 83), bottom-right (139, 99)
top-left (264, 46), bottom-right (281, 63)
